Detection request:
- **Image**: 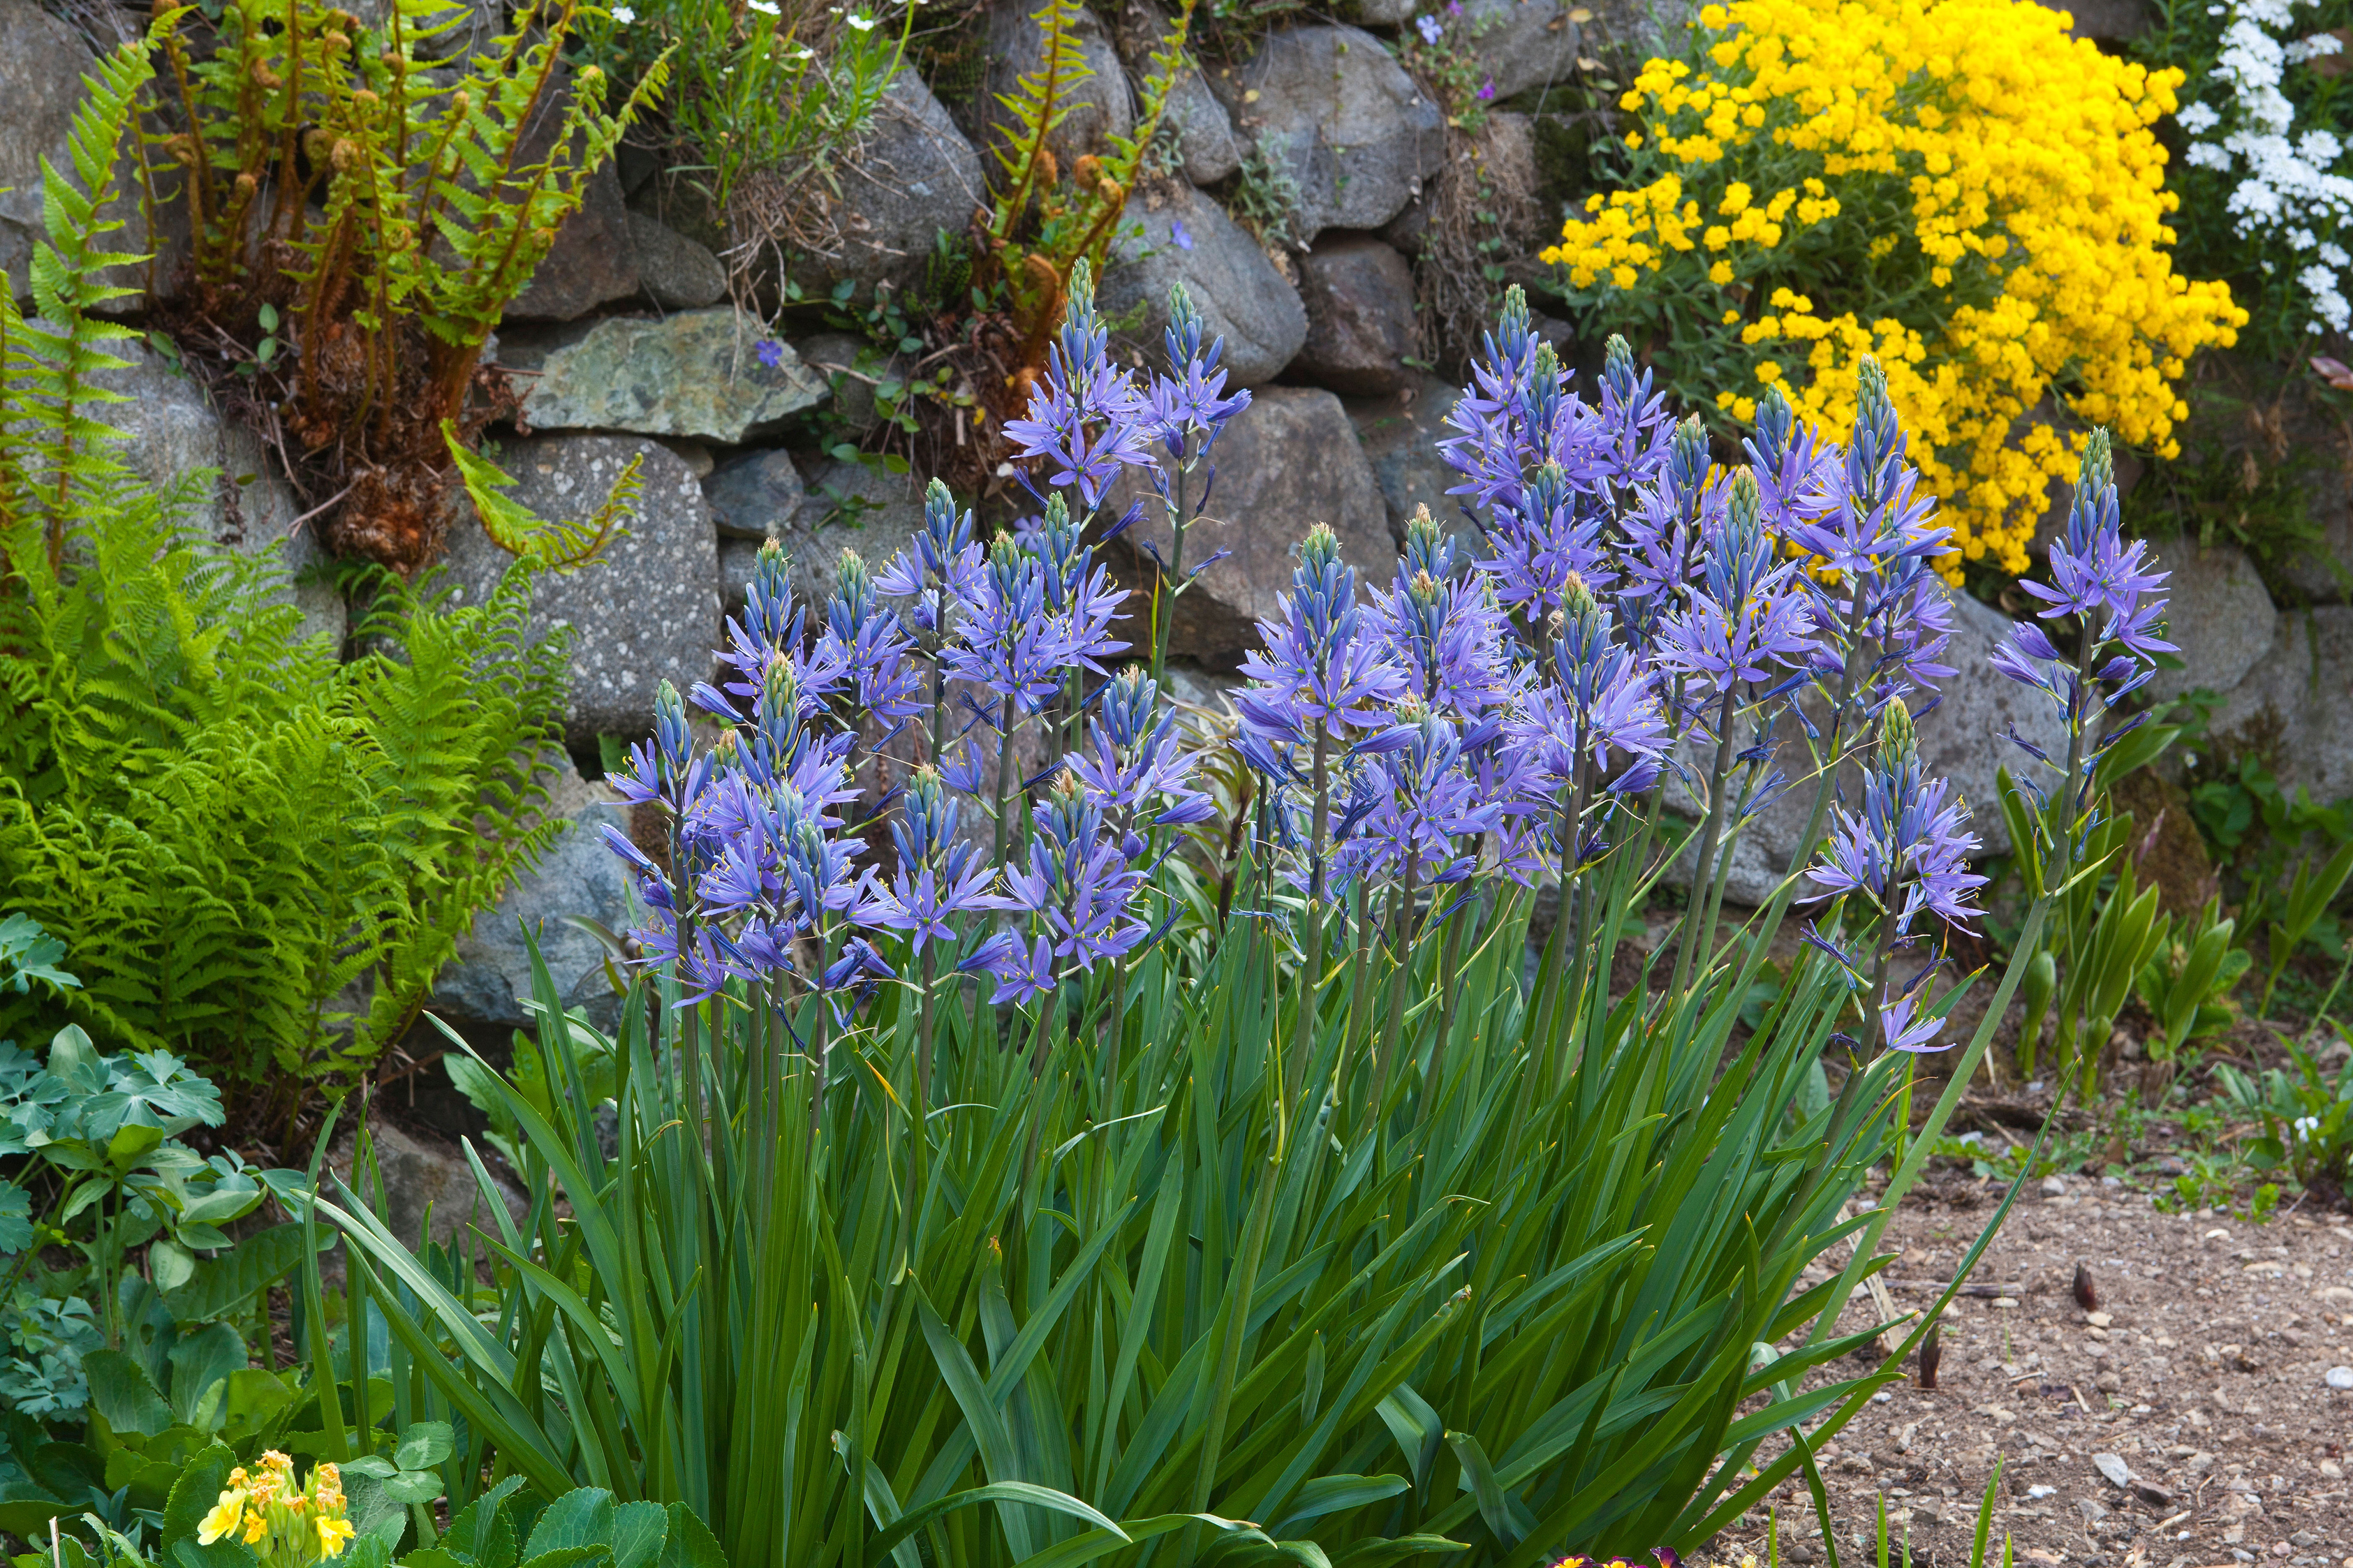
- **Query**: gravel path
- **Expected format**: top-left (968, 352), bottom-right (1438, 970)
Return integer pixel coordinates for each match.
top-left (1702, 1175), bottom-right (2353, 1568)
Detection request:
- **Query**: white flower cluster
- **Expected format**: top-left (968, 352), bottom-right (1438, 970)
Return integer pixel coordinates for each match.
top-left (2182, 0), bottom-right (2353, 332)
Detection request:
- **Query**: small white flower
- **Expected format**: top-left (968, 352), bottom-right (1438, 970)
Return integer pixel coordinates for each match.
top-left (748, 0), bottom-right (779, 13)
top-left (845, 10), bottom-right (879, 27)
top-left (610, 3), bottom-right (635, 19)
top-left (2176, 101), bottom-right (2222, 134)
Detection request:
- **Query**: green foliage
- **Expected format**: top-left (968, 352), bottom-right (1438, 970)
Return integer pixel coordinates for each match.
top-left (2174, 695), bottom-right (2353, 1012)
top-left (2135, 898), bottom-right (2253, 1058)
top-left (0, 17), bottom-right (162, 574)
top-left (0, 503), bottom-right (572, 1115)
top-left (154, 0), bottom-right (665, 568)
top-left (399, 1477), bottom-right (723, 1568)
top-left (1997, 727), bottom-right (2202, 1093)
top-left (0, 1023), bottom-right (288, 1426)
top-left (302, 840), bottom-right (2028, 1568)
top-left (0, 64), bottom-right (577, 1123)
top-left (1227, 133), bottom-right (1304, 249)
top-left (0, 917), bottom-right (80, 1003)
top-left (1396, 4), bottom-right (1503, 132)
top-left (445, 424), bottom-right (642, 572)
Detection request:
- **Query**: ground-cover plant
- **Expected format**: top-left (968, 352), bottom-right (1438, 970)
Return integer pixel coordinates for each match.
top-left (2218, 1024), bottom-right (2353, 1191)
top-left (149, 0), bottom-right (663, 570)
top-left (300, 279), bottom-right (2153, 1565)
top-left (2130, 0), bottom-right (2353, 355)
top-left (0, 37), bottom-right (593, 1130)
top-left (1539, 0), bottom-right (2245, 582)
top-left (0, 1023), bottom-right (287, 1422)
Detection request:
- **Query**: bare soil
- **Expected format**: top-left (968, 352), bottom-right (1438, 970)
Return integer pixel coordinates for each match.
top-left (1702, 1176), bottom-right (2353, 1568)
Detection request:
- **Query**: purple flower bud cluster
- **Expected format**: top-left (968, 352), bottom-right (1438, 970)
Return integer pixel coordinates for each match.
top-left (1989, 429), bottom-right (2174, 783)
top-left (599, 262), bottom-right (1262, 1022)
top-left (594, 277), bottom-right (2146, 1073)
top-left (1800, 700), bottom-right (1985, 1054)
top-left (1215, 286), bottom-right (2007, 1028)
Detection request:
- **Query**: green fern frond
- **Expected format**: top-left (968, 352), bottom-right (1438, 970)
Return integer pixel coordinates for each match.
top-left (987, 0), bottom-right (1091, 242)
top-left (6, 22), bottom-right (163, 570)
top-left (1104, 0), bottom-right (1197, 190)
top-left (442, 420), bottom-right (635, 570)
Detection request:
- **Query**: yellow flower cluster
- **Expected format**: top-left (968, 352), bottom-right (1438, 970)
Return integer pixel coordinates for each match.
top-left (1540, 0), bottom-right (2245, 579)
top-left (198, 1452), bottom-right (357, 1567)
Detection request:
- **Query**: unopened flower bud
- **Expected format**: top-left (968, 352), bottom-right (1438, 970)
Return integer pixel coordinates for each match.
top-left (1670, 415), bottom-right (1711, 495)
top-left (2079, 426), bottom-right (2114, 498)
top-left (1297, 522), bottom-right (1343, 575)
top-left (1880, 697), bottom-right (1918, 771)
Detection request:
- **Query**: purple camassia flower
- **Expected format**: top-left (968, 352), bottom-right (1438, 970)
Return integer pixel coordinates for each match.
top-left (997, 772), bottom-right (1152, 968)
top-left (869, 764), bottom-right (1004, 951)
top-left (1348, 707), bottom-right (1503, 887)
top-left (1485, 459), bottom-right (1617, 623)
top-left (1234, 524), bottom-right (1412, 774)
top-left (1440, 313), bottom-right (1674, 588)
top-left (1065, 667), bottom-right (1217, 847)
top-left (1002, 259), bottom-right (1153, 511)
top-left (621, 660), bottom-right (894, 998)
top-left (1991, 429), bottom-right (2173, 751)
top-left (1768, 369), bottom-right (1956, 707)
top-left (817, 548), bottom-right (926, 732)
top-left (876, 480), bottom-right (986, 637)
top-left (1505, 574), bottom-right (1675, 819)
top-left (1379, 510), bottom-right (1526, 724)
top-left (1415, 12), bottom-right (1442, 42)
top-left (1613, 414), bottom-right (1721, 629)
top-left (1804, 700), bottom-right (1985, 943)
top-left (1139, 283), bottom-right (1251, 466)
top-left (1875, 982), bottom-right (1954, 1053)
top-left (1031, 493), bottom-right (1132, 678)
top-left (1651, 468), bottom-right (1818, 721)
top-left (984, 933), bottom-right (1059, 1007)
top-left (941, 531), bottom-right (1079, 718)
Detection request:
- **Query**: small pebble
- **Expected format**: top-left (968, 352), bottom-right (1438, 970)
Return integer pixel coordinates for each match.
top-left (2325, 1365), bottom-right (2353, 1391)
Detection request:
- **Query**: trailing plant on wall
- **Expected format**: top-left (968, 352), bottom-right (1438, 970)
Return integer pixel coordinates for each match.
top-left (149, 0), bottom-right (665, 570)
top-left (570, 0), bottom-right (912, 295)
top-left (1539, 0), bottom-right (2245, 583)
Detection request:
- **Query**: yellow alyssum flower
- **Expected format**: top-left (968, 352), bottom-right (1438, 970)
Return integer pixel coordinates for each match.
top-left (1541, 0), bottom-right (2244, 580)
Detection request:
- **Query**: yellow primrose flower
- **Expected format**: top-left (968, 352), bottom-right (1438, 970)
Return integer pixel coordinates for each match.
top-left (316, 1516), bottom-right (356, 1559)
top-left (198, 1491), bottom-right (246, 1546)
